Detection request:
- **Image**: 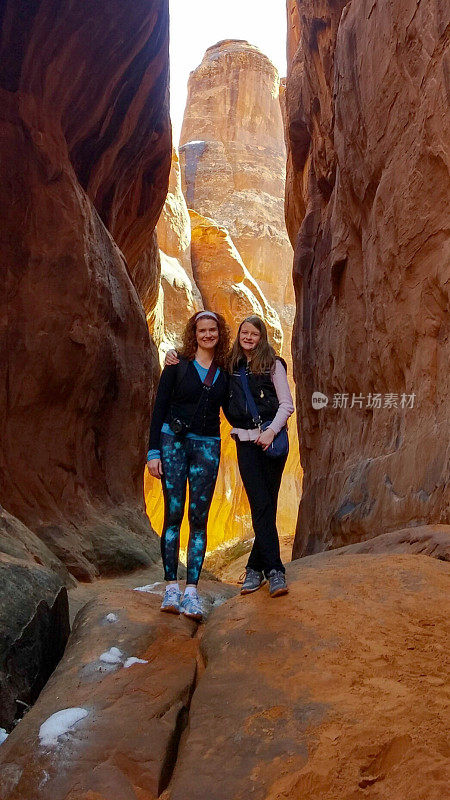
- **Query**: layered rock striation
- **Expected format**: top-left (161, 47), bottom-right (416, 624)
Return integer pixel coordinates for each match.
top-left (286, 0), bottom-right (450, 555)
top-left (0, 0), bottom-right (171, 579)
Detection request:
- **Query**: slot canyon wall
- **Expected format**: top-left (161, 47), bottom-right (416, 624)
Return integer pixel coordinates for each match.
top-left (145, 40), bottom-right (302, 552)
top-left (0, 0), bottom-right (171, 579)
top-left (286, 0), bottom-right (450, 556)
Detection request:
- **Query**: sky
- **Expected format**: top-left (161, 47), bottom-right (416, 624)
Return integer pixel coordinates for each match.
top-left (169, 0), bottom-right (287, 145)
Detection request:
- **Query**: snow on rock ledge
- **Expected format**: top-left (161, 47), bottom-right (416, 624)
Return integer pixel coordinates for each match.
top-left (39, 709), bottom-right (89, 748)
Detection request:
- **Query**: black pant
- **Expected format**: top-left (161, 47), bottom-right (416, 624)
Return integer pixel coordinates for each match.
top-left (236, 440), bottom-right (286, 576)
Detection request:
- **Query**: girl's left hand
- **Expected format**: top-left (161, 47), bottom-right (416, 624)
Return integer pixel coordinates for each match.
top-left (255, 427), bottom-right (275, 450)
top-left (164, 349), bottom-right (179, 366)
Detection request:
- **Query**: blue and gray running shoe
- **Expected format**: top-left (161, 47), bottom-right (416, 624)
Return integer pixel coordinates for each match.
top-left (160, 585), bottom-right (181, 614)
top-left (268, 569), bottom-right (288, 597)
top-left (241, 568), bottom-right (266, 594)
top-left (180, 591), bottom-right (203, 621)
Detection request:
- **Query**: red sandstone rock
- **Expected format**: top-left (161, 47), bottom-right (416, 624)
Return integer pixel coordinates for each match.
top-left (167, 554), bottom-right (449, 800)
top-left (312, 524), bottom-right (450, 561)
top-left (0, 581), bottom-right (237, 799)
top-left (0, 505), bottom-right (72, 586)
top-left (1, 551), bottom-right (447, 799)
top-left (0, 0), bottom-right (171, 276)
top-left (0, 1), bottom-right (171, 577)
top-left (285, 0), bottom-right (450, 555)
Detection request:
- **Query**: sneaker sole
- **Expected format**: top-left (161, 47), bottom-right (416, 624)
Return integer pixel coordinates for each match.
top-left (160, 604), bottom-right (180, 614)
top-left (270, 586), bottom-right (289, 597)
top-left (240, 579), bottom-right (267, 595)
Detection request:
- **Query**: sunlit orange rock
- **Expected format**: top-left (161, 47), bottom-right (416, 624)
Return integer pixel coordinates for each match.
top-left (0, 0), bottom-right (171, 579)
top-left (179, 39), bottom-right (294, 337)
top-left (157, 39), bottom-right (301, 555)
top-left (145, 203), bottom-right (301, 554)
top-left (285, 0), bottom-right (450, 556)
top-left (157, 149), bottom-right (194, 278)
top-left (190, 211), bottom-right (282, 346)
top-left (151, 149), bottom-right (203, 354)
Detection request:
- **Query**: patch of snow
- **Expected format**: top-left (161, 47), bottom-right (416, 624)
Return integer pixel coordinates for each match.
top-left (133, 582), bottom-right (163, 594)
top-left (105, 613), bottom-right (118, 623)
top-left (0, 728), bottom-right (8, 744)
top-left (39, 708), bottom-right (89, 748)
top-left (124, 657), bottom-right (149, 669)
top-left (99, 646), bottom-right (122, 664)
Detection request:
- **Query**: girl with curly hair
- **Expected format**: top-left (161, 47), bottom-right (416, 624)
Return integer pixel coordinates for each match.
top-left (147, 311), bottom-right (230, 620)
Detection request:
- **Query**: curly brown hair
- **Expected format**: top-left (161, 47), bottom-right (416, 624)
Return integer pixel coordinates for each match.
top-left (179, 312), bottom-right (230, 369)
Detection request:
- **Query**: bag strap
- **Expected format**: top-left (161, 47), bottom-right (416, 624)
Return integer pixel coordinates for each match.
top-left (176, 357), bottom-right (217, 389)
top-left (202, 360), bottom-right (217, 388)
top-left (238, 366), bottom-right (262, 429)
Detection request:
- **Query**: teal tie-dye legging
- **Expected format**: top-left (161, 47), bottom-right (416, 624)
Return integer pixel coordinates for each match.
top-left (160, 432), bottom-right (221, 585)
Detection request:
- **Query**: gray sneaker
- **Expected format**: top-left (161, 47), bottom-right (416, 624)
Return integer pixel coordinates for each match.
top-left (160, 585), bottom-right (181, 614)
top-left (268, 569), bottom-right (288, 597)
top-left (180, 592), bottom-right (203, 621)
top-left (241, 568), bottom-right (266, 595)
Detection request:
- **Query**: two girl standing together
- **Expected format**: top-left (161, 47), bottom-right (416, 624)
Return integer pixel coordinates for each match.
top-left (147, 311), bottom-right (294, 620)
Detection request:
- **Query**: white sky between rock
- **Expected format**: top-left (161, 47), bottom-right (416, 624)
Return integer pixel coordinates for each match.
top-left (169, 0), bottom-right (288, 145)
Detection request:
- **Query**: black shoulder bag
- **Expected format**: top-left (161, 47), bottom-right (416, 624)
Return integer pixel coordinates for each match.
top-left (238, 366), bottom-right (289, 458)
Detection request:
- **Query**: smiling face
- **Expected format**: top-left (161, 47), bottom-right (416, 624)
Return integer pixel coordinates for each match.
top-left (239, 321), bottom-right (261, 354)
top-left (195, 317), bottom-right (219, 351)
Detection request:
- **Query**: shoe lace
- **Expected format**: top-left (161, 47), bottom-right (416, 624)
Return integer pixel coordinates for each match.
top-left (238, 571), bottom-right (246, 584)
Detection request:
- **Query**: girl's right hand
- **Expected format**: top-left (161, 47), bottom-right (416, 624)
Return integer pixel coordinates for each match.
top-left (164, 349), bottom-right (179, 366)
top-left (147, 459), bottom-right (163, 479)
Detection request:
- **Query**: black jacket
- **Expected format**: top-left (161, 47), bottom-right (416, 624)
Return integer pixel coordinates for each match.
top-left (225, 358), bottom-right (286, 429)
top-left (148, 359), bottom-right (228, 450)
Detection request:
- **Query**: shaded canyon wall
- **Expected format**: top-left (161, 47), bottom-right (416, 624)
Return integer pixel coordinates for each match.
top-left (0, 0), bottom-right (171, 579)
top-left (285, 0), bottom-right (450, 556)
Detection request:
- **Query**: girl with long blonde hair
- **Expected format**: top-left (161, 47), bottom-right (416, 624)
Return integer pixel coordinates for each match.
top-left (226, 316), bottom-right (294, 597)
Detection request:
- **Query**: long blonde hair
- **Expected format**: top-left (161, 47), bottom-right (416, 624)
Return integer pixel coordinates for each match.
top-left (228, 316), bottom-right (277, 374)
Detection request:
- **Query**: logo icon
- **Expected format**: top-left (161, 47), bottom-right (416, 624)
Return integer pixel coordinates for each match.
top-left (312, 391), bottom-right (328, 410)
